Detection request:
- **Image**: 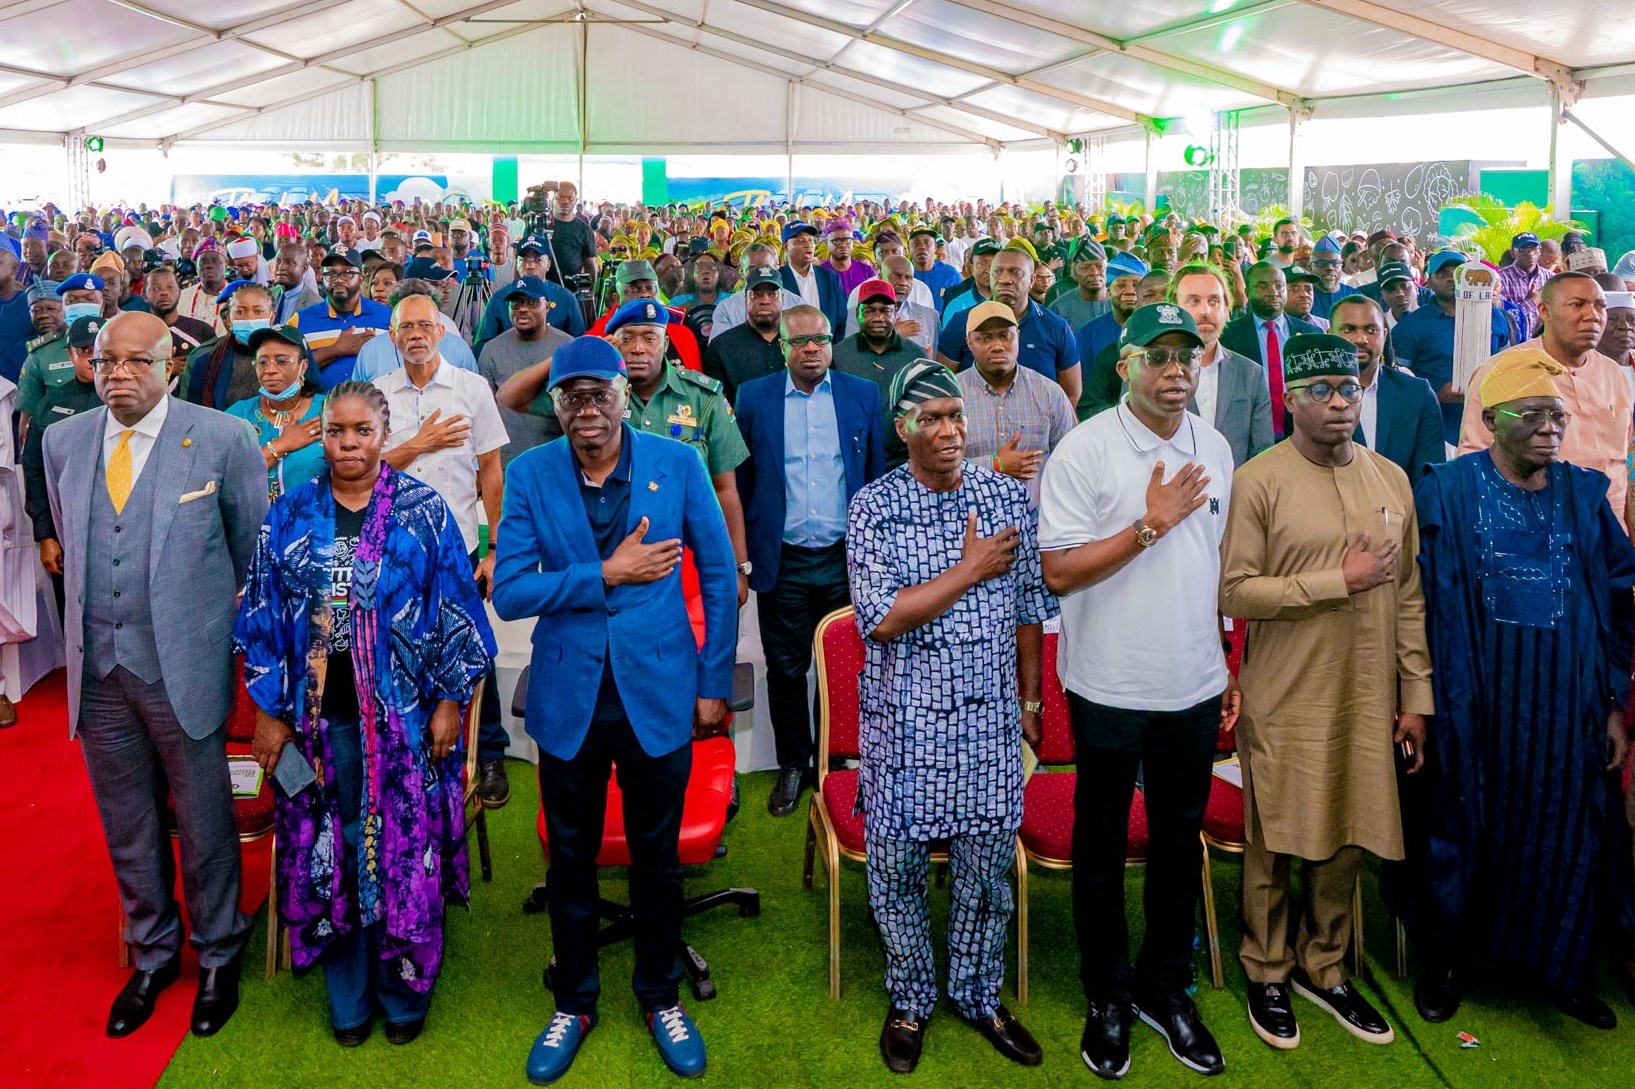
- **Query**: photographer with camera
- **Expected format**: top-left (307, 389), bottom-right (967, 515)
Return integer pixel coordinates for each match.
top-left (524, 181), bottom-right (598, 286)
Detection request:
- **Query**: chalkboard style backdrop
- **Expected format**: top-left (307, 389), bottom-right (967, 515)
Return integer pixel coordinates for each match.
top-left (1302, 161), bottom-right (1474, 240)
top-left (1108, 168), bottom-right (1292, 220)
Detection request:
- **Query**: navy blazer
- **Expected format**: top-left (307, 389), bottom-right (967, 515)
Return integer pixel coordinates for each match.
top-left (734, 369), bottom-right (884, 593)
top-left (1218, 311), bottom-right (1326, 370)
top-left (492, 426), bottom-right (738, 761)
top-left (780, 264), bottom-right (849, 340)
top-left (1359, 365), bottom-right (1445, 484)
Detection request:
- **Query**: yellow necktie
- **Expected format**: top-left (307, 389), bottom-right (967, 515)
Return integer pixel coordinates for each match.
top-left (107, 430), bottom-right (134, 514)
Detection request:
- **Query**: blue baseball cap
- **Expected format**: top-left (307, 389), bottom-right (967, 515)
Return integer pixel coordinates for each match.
top-left (1511, 232), bottom-right (1541, 249)
top-left (1427, 249), bottom-right (1467, 275)
top-left (1106, 252), bottom-right (1148, 279)
top-left (781, 222), bottom-right (819, 243)
top-left (404, 255), bottom-right (453, 282)
top-left (56, 272), bottom-right (105, 294)
top-left (517, 235), bottom-right (550, 256)
top-left (502, 275), bottom-right (549, 303)
top-left (605, 297), bottom-right (669, 333)
top-left (547, 335), bottom-right (627, 391)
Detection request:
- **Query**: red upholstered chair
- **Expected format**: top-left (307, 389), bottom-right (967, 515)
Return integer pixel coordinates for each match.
top-left (117, 659), bottom-right (277, 968)
top-left (1014, 631), bottom-right (1151, 1005)
top-left (803, 607), bottom-right (952, 1000)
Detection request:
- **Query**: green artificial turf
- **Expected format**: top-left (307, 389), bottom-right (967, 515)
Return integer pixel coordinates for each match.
top-left (159, 766), bottom-right (1632, 1089)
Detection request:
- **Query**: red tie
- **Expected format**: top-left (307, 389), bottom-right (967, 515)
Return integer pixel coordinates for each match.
top-left (1264, 320), bottom-right (1285, 438)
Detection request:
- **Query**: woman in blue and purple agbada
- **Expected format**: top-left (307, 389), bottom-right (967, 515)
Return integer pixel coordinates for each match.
top-left (235, 379), bottom-right (496, 1047)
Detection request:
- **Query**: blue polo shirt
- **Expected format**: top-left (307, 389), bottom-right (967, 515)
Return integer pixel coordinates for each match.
top-left (914, 261), bottom-right (962, 311)
top-left (1390, 302), bottom-right (1512, 445)
top-left (938, 299), bottom-right (1079, 380)
top-left (1074, 310), bottom-right (1121, 372)
top-left (292, 295), bottom-right (393, 391)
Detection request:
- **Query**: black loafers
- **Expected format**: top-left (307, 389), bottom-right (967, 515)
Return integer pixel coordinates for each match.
top-left (1291, 969), bottom-right (1393, 1043)
top-left (1555, 990), bottom-right (1617, 1030)
top-left (1134, 990), bottom-right (1225, 1076)
top-left (964, 1004), bottom-right (1042, 1065)
top-left (333, 1020), bottom-right (373, 1047)
top-left (1414, 966), bottom-right (1462, 1024)
top-left (386, 1017), bottom-right (426, 1045)
top-left (767, 767), bottom-right (805, 817)
top-left (880, 1007), bottom-right (925, 1074)
top-left (191, 955), bottom-right (241, 1037)
top-left (107, 957), bottom-right (180, 1038)
top-left (1246, 981), bottom-right (1299, 1049)
top-left (478, 759), bottom-right (511, 808)
top-left (1080, 998), bottom-right (1133, 1080)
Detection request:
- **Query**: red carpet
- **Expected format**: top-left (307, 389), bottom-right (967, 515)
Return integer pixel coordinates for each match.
top-left (0, 671), bottom-right (269, 1089)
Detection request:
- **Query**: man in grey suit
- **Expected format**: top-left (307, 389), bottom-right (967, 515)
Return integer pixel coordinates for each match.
top-left (1171, 265), bottom-right (1275, 466)
top-left (43, 312), bottom-right (268, 1040)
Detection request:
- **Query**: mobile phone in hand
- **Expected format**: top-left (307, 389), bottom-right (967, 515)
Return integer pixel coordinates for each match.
top-left (272, 741), bottom-right (318, 795)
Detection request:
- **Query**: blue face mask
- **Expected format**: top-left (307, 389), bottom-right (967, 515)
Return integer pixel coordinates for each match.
top-left (63, 302), bottom-right (99, 324)
top-left (233, 318), bottom-right (270, 346)
top-left (258, 380), bottom-right (302, 402)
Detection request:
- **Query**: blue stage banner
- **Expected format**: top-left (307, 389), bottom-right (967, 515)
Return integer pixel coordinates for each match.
top-left (170, 174), bottom-right (456, 206)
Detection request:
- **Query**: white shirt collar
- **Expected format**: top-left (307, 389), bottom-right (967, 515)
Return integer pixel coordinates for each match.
top-left (386, 355), bottom-right (451, 392)
top-left (103, 394), bottom-right (169, 442)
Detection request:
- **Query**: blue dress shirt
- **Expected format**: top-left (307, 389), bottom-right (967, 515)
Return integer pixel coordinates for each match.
top-left (350, 330), bottom-right (478, 381)
top-left (782, 372), bottom-right (847, 547)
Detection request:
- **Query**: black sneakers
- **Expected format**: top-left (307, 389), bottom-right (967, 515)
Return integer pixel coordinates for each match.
top-left (1246, 981), bottom-right (1300, 1049)
top-left (1290, 969), bottom-right (1393, 1043)
top-left (1080, 998), bottom-right (1132, 1080)
top-left (1133, 991), bottom-right (1225, 1076)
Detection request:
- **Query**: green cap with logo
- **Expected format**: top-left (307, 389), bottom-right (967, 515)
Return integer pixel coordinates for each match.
top-left (1118, 302), bottom-right (1203, 350)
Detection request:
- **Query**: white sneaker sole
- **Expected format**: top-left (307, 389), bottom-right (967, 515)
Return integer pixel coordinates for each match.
top-left (1246, 1001), bottom-right (1300, 1050)
top-left (1080, 1048), bottom-right (1131, 1080)
top-left (1136, 1011), bottom-right (1225, 1076)
top-left (1290, 978), bottom-right (1395, 1045)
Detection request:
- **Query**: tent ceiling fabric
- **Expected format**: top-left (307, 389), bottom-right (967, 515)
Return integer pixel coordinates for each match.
top-left (0, 0), bottom-right (1623, 151)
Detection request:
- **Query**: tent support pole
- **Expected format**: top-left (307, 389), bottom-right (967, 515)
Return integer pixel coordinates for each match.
top-left (1286, 107), bottom-right (1302, 220)
top-left (367, 78), bottom-right (378, 204)
top-left (576, 17), bottom-right (588, 192)
top-left (785, 80), bottom-right (796, 204)
top-left (1548, 86), bottom-right (1572, 215)
top-left (1562, 108), bottom-right (1635, 174)
top-left (1143, 129), bottom-right (1157, 213)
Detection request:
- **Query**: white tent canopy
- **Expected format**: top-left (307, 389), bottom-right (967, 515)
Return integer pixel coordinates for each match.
top-left (0, 0), bottom-right (1630, 155)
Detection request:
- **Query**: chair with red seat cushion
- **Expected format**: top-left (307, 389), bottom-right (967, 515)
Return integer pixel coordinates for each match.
top-left (803, 607), bottom-right (953, 1000)
top-left (1014, 631), bottom-right (1152, 1004)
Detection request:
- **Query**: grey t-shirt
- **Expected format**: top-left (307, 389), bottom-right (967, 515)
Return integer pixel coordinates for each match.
top-left (477, 326), bottom-right (573, 466)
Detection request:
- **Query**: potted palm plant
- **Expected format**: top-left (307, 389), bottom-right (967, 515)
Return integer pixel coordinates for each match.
top-left (1438, 194), bottom-right (1584, 262)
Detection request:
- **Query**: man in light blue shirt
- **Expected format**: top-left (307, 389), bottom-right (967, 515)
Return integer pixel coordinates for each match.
top-left (351, 310), bottom-right (478, 380)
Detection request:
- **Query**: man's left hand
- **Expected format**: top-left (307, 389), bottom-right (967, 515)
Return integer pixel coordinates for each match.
top-left (1021, 708), bottom-right (1042, 752)
top-left (475, 553), bottom-right (496, 600)
top-left (1219, 675), bottom-right (1242, 734)
top-left (693, 697), bottom-right (729, 739)
top-left (737, 571), bottom-right (749, 608)
top-left (426, 699), bottom-right (462, 762)
top-left (1395, 711), bottom-right (1428, 775)
top-left (1607, 708), bottom-right (1629, 773)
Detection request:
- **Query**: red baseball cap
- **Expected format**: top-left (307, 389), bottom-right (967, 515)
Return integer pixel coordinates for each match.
top-left (857, 278), bottom-right (896, 303)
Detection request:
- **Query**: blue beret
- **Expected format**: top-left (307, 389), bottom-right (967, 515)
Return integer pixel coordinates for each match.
top-left (781, 222), bottom-right (818, 243)
top-left (605, 298), bottom-right (669, 333)
top-left (56, 273), bottom-right (105, 294)
top-left (547, 335), bottom-right (627, 391)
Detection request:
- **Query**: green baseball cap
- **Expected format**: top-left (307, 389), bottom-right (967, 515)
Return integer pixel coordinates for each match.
top-left (616, 259), bottom-right (658, 286)
top-left (1118, 302), bottom-right (1204, 351)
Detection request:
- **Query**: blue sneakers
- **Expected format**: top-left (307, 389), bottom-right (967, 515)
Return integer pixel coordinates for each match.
top-left (648, 1004), bottom-right (707, 1078)
top-left (527, 1010), bottom-right (596, 1085)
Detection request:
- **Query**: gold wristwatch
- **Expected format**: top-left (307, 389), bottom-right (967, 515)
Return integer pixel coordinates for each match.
top-left (1133, 519), bottom-right (1159, 548)
top-left (1020, 699), bottom-right (1043, 714)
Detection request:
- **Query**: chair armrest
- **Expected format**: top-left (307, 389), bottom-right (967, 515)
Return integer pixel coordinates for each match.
top-left (510, 665), bottom-right (529, 719)
top-left (729, 661), bottom-right (755, 713)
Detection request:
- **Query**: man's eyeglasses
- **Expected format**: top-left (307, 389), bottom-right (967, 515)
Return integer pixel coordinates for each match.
top-left (782, 334), bottom-right (833, 348)
top-left (1495, 406), bottom-right (1571, 429)
top-left (1288, 380), bottom-right (1364, 404)
top-left (91, 356), bottom-right (157, 374)
top-left (551, 388), bottom-right (621, 412)
top-left (394, 320), bottom-right (440, 334)
top-left (322, 269), bottom-right (360, 280)
top-left (1138, 347), bottom-right (1203, 369)
top-left (1309, 258), bottom-right (1343, 270)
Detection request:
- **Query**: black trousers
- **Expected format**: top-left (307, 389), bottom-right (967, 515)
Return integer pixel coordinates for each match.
top-left (1069, 691), bottom-right (1220, 1003)
top-left (756, 542), bottom-right (851, 772)
top-left (538, 710), bottom-right (691, 1014)
top-left (467, 549), bottom-right (506, 762)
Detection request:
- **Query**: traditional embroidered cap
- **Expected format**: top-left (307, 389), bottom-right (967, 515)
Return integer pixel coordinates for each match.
top-left (605, 297), bottom-right (669, 333)
top-left (889, 358), bottom-right (961, 419)
top-left (1481, 346), bottom-right (1565, 406)
top-left (1070, 237), bottom-right (1107, 263)
top-left (90, 251), bottom-right (125, 277)
top-left (1312, 234), bottom-right (1343, 256)
top-left (1118, 302), bottom-right (1203, 350)
top-left (1106, 251), bottom-right (1148, 279)
top-left (547, 335), bottom-right (627, 391)
top-left (1567, 246), bottom-right (1607, 273)
top-left (1605, 291), bottom-right (1634, 312)
top-left (1282, 333), bottom-right (1360, 382)
top-left (26, 279), bottom-right (60, 304)
top-left (224, 237), bottom-right (259, 260)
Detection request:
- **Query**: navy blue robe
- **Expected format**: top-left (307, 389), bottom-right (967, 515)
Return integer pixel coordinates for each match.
top-left (1414, 451), bottom-right (1635, 991)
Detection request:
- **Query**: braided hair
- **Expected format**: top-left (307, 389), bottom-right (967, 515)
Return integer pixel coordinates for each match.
top-left (321, 379), bottom-right (390, 431)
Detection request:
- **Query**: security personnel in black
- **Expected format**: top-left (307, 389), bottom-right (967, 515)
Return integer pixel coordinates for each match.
top-left (23, 314), bottom-right (104, 620)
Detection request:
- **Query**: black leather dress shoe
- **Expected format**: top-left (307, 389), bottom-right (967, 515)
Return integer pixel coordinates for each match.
top-left (767, 767), bottom-right (805, 817)
top-left (1413, 967), bottom-right (1461, 1024)
top-left (880, 1007), bottom-right (925, 1074)
top-left (1080, 997), bottom-right (1132, 1080)
top-left (478, 759), bottom-right (511, 808)
top-left (1246, 982), bottom-right (1299, 1049)
top-left (107, 957), bottom-right (180, 1038)
top-left (333, 1020), bottom-right (373, 1047)
top-left (191, 955), bottom-right (241, 1037)
top-left (1555, 990), bottom-right (1617, 1030)
top-left (1134, 991), bottom-right (1225, 1076)
top-left (1291, 969), bottom-right (1393, 1043)
top-left (964, 1004), bottom-right (1042, 1065)
top-left (385, 1017), bottom-right (426, 1045)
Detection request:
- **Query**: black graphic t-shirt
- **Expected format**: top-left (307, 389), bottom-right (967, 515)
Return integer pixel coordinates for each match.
top-left (320, 504), bottom-right (367, 721)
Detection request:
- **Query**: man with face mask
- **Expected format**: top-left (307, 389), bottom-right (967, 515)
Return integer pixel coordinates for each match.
top-left (19, 273), bottom-right (103, 426)
top-left (24, 314), bottom-right (104, 614)
top-left (180, 280), bottom-right (273, 409)
top-left (291, 250), bottom-right (392, 390)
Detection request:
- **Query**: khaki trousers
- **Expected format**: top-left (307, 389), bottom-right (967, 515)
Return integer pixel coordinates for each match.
top-left (1238, 840), bottom-right (1362, 988)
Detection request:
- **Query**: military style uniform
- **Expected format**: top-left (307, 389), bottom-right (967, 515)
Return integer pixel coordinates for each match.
top-left (532, 364), bottom-right (748, 477)
top-left (17, 331), bottom-right (72, 418)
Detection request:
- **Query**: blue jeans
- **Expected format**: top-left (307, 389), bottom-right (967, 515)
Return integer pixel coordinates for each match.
top-left (320, 716), bottom-right (433, 1030)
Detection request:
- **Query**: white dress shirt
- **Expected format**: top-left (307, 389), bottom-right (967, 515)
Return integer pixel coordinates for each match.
top-left (1358, 365), bottom-right (1381, 448)
top-left (101, 394), bottom-right (170, 486)
top-left (1195, 353), bottom-right (1221, 426)
top-left (790, 264), bottom-right (820, 309)
top-left (375, 357), bottom-right (509, 553)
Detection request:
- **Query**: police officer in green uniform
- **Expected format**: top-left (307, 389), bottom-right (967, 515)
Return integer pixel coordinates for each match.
top-left (23, 314), bottom-right (104, 618)
top-left (18, 272), bottom-right (104, 426)
top-left (495, 297), bottom-right (753, 604)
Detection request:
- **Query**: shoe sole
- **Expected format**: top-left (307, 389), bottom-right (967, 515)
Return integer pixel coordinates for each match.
top-left (1136, 1011), bottom-right (1224, 1076)
top-left (1290, 979), bottom-right (1394, 1044)
top-left (1246, 1000), bottom-right (1300, 1050)
top-left (1080, 1048), bottom-right (1131, 1080)
top-left (480, 792), bottom-right (511, 809)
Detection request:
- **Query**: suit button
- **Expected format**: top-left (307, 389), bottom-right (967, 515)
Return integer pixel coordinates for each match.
top-left (115, 622), bottom-right (123, 630)
top-left (114, 525), bottom-right (122, 533)
top-left (112, 559), bottom-right (119, 566)
top-left (113, 591), bottom-right (120, 599)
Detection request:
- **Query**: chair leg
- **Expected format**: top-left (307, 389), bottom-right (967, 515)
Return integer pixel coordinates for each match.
top-left (827, 838), bottom-right (842, 1001)
top-left (265, 833), bottom-right (280, 979)
top-left (802, 810), bottom-right (817, 891)
top-left (1200, 837), bottom-right (1224, 989)
top-left (1014, 840), bottom-right (1029, 1007)
top-left (477, 807), bottom-right (493, 883)
top-left (1350, 877), bottom-right (1365, 978)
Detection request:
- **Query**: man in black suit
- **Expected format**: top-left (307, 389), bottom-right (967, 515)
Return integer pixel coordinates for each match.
top-left (1219, 261), bottom-right (1323, 438)
top-left (1331, 295), bottom-right (1444, 482)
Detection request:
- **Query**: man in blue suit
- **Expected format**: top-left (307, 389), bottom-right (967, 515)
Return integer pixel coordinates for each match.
top-left (1332, 296), bottom-right (1445, 482)
top-left (780, 222), bottom-right (848, 340)
top-left (494, 337), bottom-right (736, 1084)
top-left (734, 304), bottom-right (884, 816)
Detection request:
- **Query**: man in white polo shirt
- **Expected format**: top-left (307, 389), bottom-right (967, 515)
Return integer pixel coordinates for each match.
top-left (1039, 303), bottom-right (1239, 1082)
top-left (373, 293), bottom-right (513, 806)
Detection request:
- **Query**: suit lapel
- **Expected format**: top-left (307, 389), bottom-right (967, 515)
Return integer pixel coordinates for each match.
top-left (63, 406), bottom-right (107, 565)
top-left (765, 378), bottom-right (786, 470)
top-left (627, 430), bottom-right (669, 535)
top-left (148, 400), bottom-right (196, 580)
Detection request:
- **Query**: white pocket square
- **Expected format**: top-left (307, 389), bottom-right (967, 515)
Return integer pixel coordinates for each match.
top-left (178, 481), bottom-right (217, 504)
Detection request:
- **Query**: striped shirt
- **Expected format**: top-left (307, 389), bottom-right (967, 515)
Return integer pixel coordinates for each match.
top-left (1497, 262), bottom-right (1551, 335)
top-left (291, 296), bottom-right (393, 391)
top-left (955, 364), bottom-right (1077, 508)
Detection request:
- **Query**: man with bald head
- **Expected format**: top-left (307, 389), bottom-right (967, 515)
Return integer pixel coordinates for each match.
top-left (1220, 261), bottom-right (1325, 438)
top-left (42, 311), bottom-right (267, 1041)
